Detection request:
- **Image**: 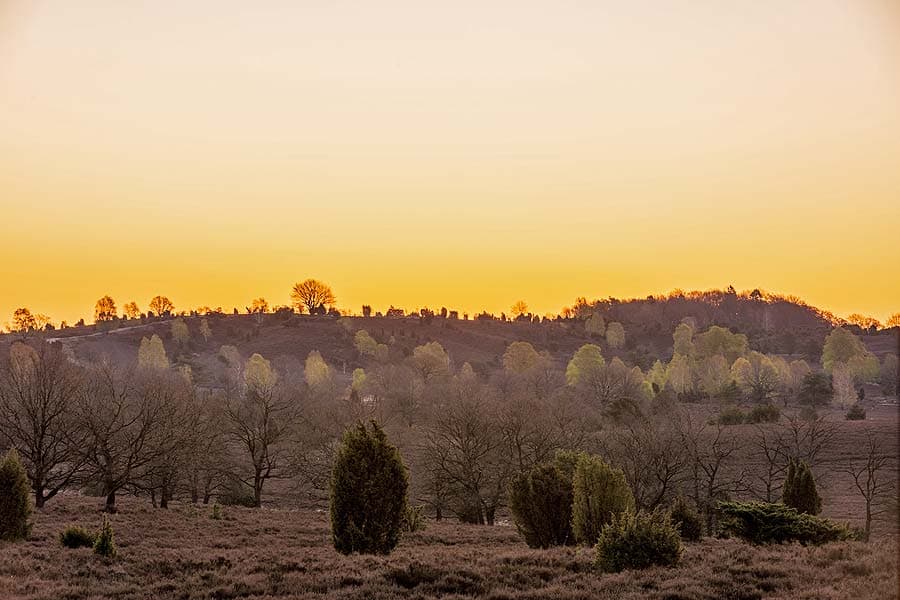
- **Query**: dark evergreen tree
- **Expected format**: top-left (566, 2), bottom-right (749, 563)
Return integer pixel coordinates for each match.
top-left (798, 373), bottom-right (832, 406)
top-left (782, 459), bottom-right (822, 515)
top-left (330, 421), bottom-right (408, 554)
top-left (0, 449), bottom-right (32, 542)
top-left (509, 455), bottom-right (576, 548)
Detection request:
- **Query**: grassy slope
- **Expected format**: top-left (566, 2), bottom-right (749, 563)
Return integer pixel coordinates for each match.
top-left (1, 495), bottom-right (896, 600)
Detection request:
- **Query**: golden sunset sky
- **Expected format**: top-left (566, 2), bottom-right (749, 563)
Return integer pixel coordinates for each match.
top-left (1, 1), bottom-right (899, 325)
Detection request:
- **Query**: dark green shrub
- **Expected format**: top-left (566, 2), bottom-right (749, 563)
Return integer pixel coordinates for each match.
top-left (845, 405), bottom-right (866, 420)
top-left (60, 525), bottom-right (96, 549)
top-left (718, 501), bottom-right (850, 545)
top-left (0, 449), bottom-right (32, 542)
top-left (572, 453), bottom-right (634, 545)
top-left (218, 479), bottom-right (256, 507)
top-left (594, 509), bottom-right (682, 572)
top-left (669, 497), bottom-right (703, 542)
top-left (745, 403), bottom-right (780, 424)
top-left (509, 459), bottom-right (575, 548)
top-left (782, 459), bottom-right (821, 515)
top-left (93, 517), bottom-right (116, 558)
top-left (402, 504), bottom-right (426, 533)
top-left (798, 372), bottom-right (833, 406)
top-left (717, 406), bottom-right (745, 425)
top-left (330, 421), bottom-right (408, 554)
top-left (210, 503), bottom-right (223, 520)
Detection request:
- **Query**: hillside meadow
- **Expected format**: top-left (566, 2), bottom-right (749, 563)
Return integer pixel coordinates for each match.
top-left (1, 495), bottom-right (897, 600)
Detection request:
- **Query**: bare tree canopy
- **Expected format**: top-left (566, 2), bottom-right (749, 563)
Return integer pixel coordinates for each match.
top-left (290, 279), bottom-right (336, 314)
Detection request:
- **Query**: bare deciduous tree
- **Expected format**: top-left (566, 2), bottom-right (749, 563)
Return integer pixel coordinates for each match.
top-left (223, 355), bottom-right (296, 507)
top-left (149, 295), bottom-right (175, 317)
top-left (680, 413), bottom-right (746, 531)
top-left (421, 369), bottom-right (510, 524)
top-left (75, 364), bottom-right (175, 512)
top-left (841, 430), bottom-right (896, 541)
top-left (94, 295), bottom-right (117, 323)
top-left (0, 342), bottom-right (87, 507)
top-left (290, 279), bottom-right (335, 315)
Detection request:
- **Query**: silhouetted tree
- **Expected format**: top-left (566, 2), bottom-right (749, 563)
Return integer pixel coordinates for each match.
top-left (149, 295), bottom-right (174, 317)
top-left (94, 295), bottom-right (117, 323)
top-left (290, 279), bottom-right (336, 314)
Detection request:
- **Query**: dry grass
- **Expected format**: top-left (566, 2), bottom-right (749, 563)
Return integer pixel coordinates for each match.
top-left (1, 495), bottom-right (896, 600)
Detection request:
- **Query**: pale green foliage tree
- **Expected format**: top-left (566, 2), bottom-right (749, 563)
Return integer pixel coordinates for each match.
top-left (847, 354), bottom-right (880, 385)
top-left (647, 360), bottom-right (668, 391)
top-left (374, 344), bottom-right (390, 363)
top-left (354, 330), bottom-right (378, 356)
top-left (605, 322), bottom-right (626, 349)
top-left (304, 351), bottom-right (332, 388)
top-left (412, 341), bottom-right (450, 382)
top-left (585, 312), bottom-right (605, 337)
top-left (351, 368), bottom-right (367, 391)
top-left (245, 353), bottom-right (277, 391)
top-left (566, 344), bottom-right (605, 386)
top-left (732, 352), bottom-right (781, 402)
top-left (502, 341), bottom-right (540, 374)
top-left (666, 354), bottom-right (694, 395)
top-left (789, 360), bottom-right (811, 391)
top-left (673, 323), bottom-right (694, 356)
top-left (693, 326), bottom-right (748, 363)
top-left (199, 318), bottom-right (212, 342)
top-left (219, 345), bottom-right (241, 368)
top-left (137, 335), bottom-right (168, 370)
top-left (822, 327), bottom-right (869, 373)
top-left (696, 355), bottom-right (730, 397)
top-left (831, 363), bottom-right (856, 408)
top-left (171, 318), bottom-right (190, 348)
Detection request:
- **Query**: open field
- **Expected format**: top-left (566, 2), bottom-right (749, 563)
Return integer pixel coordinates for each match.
top-left (1, 495), bottom-right (897, 600)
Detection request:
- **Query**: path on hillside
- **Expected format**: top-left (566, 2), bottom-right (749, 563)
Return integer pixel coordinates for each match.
top-left (46, 320), bottom-right (169, 344)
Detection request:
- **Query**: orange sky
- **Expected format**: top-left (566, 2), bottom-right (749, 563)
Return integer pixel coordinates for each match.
top-left (1, 1), bottom-right (899, 326)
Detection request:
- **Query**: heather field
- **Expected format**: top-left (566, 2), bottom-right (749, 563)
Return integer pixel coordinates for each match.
top-left (1, 495), bottom-right (897, 600)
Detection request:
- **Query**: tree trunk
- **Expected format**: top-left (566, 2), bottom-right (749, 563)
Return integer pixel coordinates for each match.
top-left (160, 484), bottom-right (169, 509)
top-left (253, 471), bottom-right (264, 508)
top-left (35, 491), bottom-right (45, 509)
top-left (104, 490), bottom-right (117, 513)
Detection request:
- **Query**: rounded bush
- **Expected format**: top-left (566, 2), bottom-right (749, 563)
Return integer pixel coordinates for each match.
top-left (669, 497), bottom-right (703, 542)
top-left (572, 453), bottom-right (634, 545)
top-left (60, 525), bottom-right (96, 549)
top-left (330, 421), bottom-right (408, 554)
top-left (746, 403), bottom-right (780, 424)
top-left (845, 405), bottom-right (866, 421)
top-left (594, 509), bottom-right (682, 573)
top-left (0, 449), bottom-right (32, 542)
